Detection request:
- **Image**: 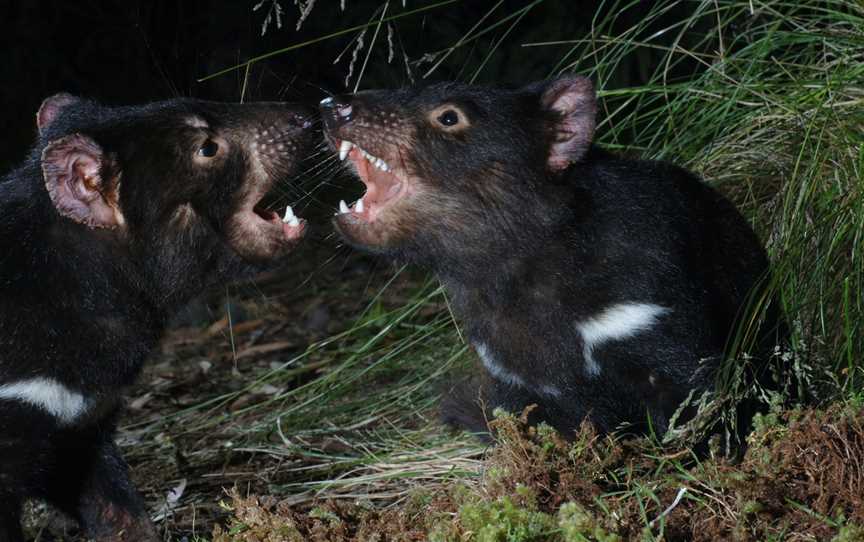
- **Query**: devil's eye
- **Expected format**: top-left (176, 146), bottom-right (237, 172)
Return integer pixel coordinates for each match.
top-left (197, 140), bottom-right (219, 158)
top-left (437, 110), bottom-right (460, 127)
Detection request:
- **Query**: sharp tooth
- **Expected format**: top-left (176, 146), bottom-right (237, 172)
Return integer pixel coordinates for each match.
top-left (339, 200), bottom-right (350, 214)
top-left (282, 205), bottom-right (295, 223)
top-left (355, 198), bottom-right (364, 213)
top-left (339, 140), bottom-right (353, 161)
top-left (376, 158), bottom-right (386, 170)
top-left (287, 216), bottom-right (300, 227)
top-left (382, 162), bottom-right (391, 172)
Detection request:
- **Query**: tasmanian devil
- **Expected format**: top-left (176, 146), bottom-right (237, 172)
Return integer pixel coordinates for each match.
top-left (0, 94), bottom-right (314, 541)
top-left (319, 76), bottom-right (783, 442)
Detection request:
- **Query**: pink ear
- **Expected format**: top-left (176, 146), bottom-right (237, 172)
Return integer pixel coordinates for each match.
top-left (41, 134), bottom-right (123, 229)
top-left (541, 76), bottom-right (596, 171)
top-left (37, 93), bottom-right (79, 134)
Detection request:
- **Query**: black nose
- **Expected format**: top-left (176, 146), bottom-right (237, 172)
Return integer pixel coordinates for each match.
top-left (319, 95), bottom-right (353, 130)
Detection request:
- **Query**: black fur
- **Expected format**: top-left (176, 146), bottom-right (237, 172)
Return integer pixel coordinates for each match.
top-left (320, 77), bottom-right (784, 442)
top-left (0, 95), bottom-right (314, 540)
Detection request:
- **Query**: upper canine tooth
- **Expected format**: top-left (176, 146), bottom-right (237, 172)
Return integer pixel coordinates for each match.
top-left (339, 140), bottom-right (353, 161)
top-left (355, 199), bottom-right (364, 213)
top-left (339, 200), bottom-right (350, 214)
top-left (375, 158), bottom-right (386, 170)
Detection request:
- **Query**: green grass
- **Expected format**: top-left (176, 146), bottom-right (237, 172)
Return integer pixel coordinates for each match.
top-left (116, 1), bottom-right (864, 539)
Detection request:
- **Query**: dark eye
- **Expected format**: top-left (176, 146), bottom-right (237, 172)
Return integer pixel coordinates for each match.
top-left (437, 110), bottom-right (460, 127)
top-left (197, 140), bottom-right (219, 158)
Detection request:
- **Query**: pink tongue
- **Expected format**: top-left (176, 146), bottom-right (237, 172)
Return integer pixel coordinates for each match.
top-left (352, 154), bottom-right (401, 206)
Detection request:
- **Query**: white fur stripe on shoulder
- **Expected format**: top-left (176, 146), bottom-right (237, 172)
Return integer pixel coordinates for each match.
top-left (0, 377), bottom-right (88, 424)
top-left (475, 343), bottom-right (562, 397)
top-left (577, 303), bottom-right (669, 376)
top-left (476, 342), bottom-right (526, 389)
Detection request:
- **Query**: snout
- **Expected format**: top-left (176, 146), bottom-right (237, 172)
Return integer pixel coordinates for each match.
top-left (238, 102), bottom-right (318, 135)
top-left (319, 95), bottom-right (354, 132)
top-left (282, 103), bottom-right (317, 130)
top-left (249, 104), bottom-right (318, 171)
top-left (263, 102), bottom-right (317, 132)
top-left (222, 101), bottom-right (317, 263)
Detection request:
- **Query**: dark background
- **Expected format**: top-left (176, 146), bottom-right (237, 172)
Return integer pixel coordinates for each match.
top-left (0, 0), bottom-right (704, 171)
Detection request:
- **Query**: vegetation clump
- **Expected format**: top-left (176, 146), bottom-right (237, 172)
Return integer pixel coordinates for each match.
top-left (215, 404), bottom-right (864, 541)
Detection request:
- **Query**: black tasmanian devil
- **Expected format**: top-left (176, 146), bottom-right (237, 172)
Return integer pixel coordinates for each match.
top-left (0, 94), bottom-right (314, 541)
top-left (319, 76), bottom-right (783, 441)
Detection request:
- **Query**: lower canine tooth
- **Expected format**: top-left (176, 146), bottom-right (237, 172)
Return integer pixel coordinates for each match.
top-left (282, 205), bottom-right (295, 223)
top-left (339, 200), bottom-right (350, 214)
top-left (287, 216), bottom-right (300, 227)
top-left (355, 199), bottom-right (364, 213)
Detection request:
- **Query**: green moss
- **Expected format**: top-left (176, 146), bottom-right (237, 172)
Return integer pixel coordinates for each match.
top-left (457, 494), bottom-right (557, 542)
top-left (751, 411), bottom-right (782, 435)
top-left (558, 502), bottom-right (621, 542)
top-left (535, 423), bottom-right (560, 453)
top-left (485, 464), bottom-right (510, 484)
top-left (308, 506), bottom-right (342, 526)
top-left (832, 523), bottom-right (864, 542)
top-left (427, 522), bottom-right (461, 542)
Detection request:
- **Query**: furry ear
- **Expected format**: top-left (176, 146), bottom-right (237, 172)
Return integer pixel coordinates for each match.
top-left (37, 93), bottom-right (80, 135)
top-left (41, 134), bottom-right (124, 229)
top-left (539, 76), bottom-right (596, 171)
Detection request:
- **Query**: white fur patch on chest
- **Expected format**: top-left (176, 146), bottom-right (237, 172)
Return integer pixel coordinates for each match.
top-left (577, 303), bottom-right (669, 376)
top-left (0, 377), bottom-right (88, 425)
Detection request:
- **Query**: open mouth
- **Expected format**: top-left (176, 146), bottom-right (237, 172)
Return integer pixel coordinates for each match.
top-left (251, 198), bottom-right (305, 242)
top-left (229, 179), bottom-right (306, 260)
top-left (332, 138), bottom-right (408, 223)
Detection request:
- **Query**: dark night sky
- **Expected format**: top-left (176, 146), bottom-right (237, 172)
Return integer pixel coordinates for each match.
top-left (0, 0), bottom-right (689, 170)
